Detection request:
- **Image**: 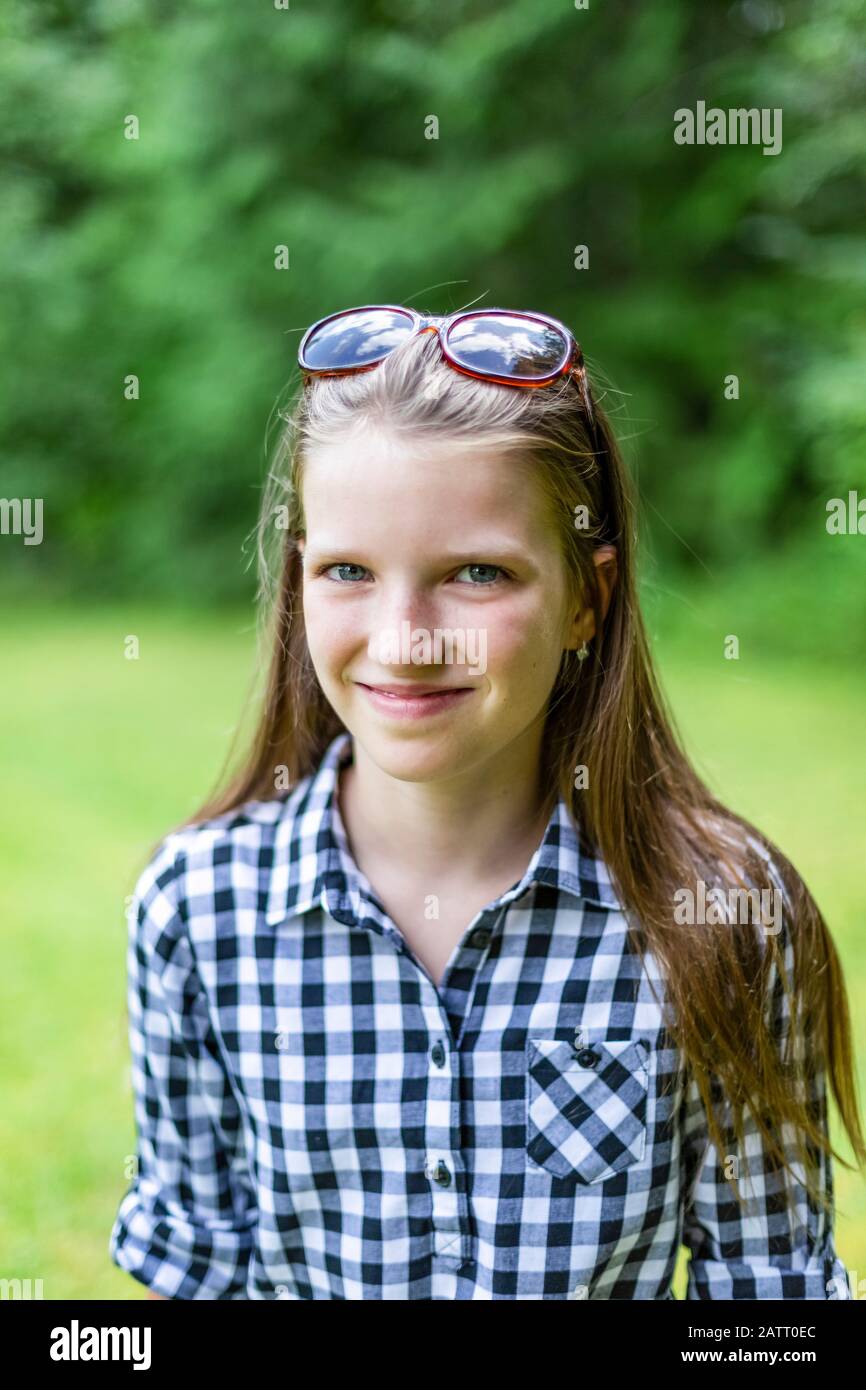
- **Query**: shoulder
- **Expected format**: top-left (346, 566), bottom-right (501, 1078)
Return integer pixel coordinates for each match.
top-left (143, 773), bottom-right (318, 890)
top-left (685, 808), bottom-right (822, 1017)
top-left (129, 778), bottom-right (316, 957)
top-left (697, 804), bottom-right (805, 933)
top-left (715, 820), bottom-right (825, 1050)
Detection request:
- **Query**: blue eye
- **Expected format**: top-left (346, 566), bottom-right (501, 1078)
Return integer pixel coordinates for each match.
top-left (320, 563), bottom-right (368, 583)
top-left (316, 562), bottom-right (507, 586)
top-left (455, 564), bottom-right (504, 585)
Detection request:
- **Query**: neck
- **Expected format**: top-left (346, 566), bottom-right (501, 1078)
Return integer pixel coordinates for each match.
top-left (336, 730), bottom-right (555, 887)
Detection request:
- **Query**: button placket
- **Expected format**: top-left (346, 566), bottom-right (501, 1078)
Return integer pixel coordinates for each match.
top-left (439, 906), bottom-right (506, 1053)
top-left (467, 925), bottom-right (492, 950)
top-left (424, 1150), bottom-right (466, 1261)
top-left (418, 999), bottom-right (472, 1267)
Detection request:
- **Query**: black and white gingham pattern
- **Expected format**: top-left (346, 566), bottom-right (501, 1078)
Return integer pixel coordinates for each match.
top-left (109, 729), bottom-right (851, 1299)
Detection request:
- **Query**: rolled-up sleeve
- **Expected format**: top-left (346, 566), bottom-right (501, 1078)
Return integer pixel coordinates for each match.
top-left (109, 838), bottom-right (257, 1299)
top-left (680, 880), bottom-right (853, 1300)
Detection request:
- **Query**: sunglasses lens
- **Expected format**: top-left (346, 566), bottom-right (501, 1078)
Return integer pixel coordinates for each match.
top-left (445, 312), bottom-right (570, 380)
top-left (300, 308), bottom-right (416, 370)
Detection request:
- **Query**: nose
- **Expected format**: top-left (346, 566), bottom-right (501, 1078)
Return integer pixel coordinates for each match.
top-left (366, 578), bottom-right (457, 674)
top-left (372, 577), bottom-right (437, 634)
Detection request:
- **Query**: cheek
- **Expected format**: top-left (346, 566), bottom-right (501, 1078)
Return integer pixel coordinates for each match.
top-left (480, 616), bottom-right (562, 703)
top-left (486, 595), bottom-right (563, 671)
top-left (303, 592), bottom-right (358, 666)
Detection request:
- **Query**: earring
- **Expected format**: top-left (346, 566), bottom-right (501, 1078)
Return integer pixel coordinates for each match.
top-left (575, 642), bottom-right (589, 662)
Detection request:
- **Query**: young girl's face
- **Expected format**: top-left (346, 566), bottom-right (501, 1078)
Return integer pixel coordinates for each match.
top-left (298, 426), bottom-right (593, 787)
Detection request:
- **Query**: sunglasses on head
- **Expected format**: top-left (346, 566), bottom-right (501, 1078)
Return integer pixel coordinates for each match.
top-left (297, 303), bottom-right (598, 426)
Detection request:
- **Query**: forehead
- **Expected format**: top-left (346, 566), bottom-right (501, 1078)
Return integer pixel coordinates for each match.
top-left (301, 428), bottom-right (556, 548)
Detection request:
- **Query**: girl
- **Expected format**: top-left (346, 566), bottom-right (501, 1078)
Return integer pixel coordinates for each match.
top-left (110, 303), bottom-right (864, 1299)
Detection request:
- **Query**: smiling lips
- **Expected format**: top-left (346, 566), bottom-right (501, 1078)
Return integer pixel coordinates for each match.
top-left (355, 681), bottom-right (475, 719)
top-left (357, 682), bottom-right (469, 696)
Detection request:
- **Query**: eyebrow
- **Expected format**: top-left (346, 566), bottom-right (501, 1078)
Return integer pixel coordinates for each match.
top-left (306, 544), bottom-right (535, 567)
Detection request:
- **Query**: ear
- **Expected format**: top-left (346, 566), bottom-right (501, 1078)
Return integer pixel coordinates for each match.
top-left (296, 536), bottom-right (306, 557)
top-left (593, 544), bottom-right (618, 624)
top-left (564, 544), bottom-right (618, 649)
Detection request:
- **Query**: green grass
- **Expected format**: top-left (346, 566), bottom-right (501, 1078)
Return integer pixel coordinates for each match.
top-left (1, 602), bottom-right (863, 1299)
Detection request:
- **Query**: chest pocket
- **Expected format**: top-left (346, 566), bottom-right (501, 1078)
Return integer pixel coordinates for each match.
top-left (526, 1036), bottom-right (650, 1184)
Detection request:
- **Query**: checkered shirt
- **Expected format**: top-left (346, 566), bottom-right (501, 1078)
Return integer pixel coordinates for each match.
top-left (109, 730), bottom-right (852, 1299)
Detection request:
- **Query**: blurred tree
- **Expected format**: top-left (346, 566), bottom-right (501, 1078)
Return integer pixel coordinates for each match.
top-left (0, 0), bottom-right (863, 640)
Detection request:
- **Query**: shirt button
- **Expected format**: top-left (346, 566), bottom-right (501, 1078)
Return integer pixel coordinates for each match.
top-left (428, 1160), bottom-right (451, 1187)
top-left (468, 925), bottom-right (492, 949)
top-left (574, 1047), bottom-right (600, 1068)
top-left (431, 1040), bottom-right (446, 1067)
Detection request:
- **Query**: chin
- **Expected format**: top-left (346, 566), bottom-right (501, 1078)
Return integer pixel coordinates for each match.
top-left (353, 725), bottom-right (482, 782)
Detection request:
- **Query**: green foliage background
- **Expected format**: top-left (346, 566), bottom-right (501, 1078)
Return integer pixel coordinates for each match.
top-left (1, 0), bottom-right (865, 643)
top-left (1, 0), bottom-right (864, 1299)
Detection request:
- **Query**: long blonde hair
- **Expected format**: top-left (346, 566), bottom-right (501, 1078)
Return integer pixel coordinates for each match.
top-left (176, 325), bottom-right (865, 1217)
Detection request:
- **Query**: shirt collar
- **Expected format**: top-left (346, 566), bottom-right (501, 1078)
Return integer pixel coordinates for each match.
top-left (264, 730), bottom-right (624, 926)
